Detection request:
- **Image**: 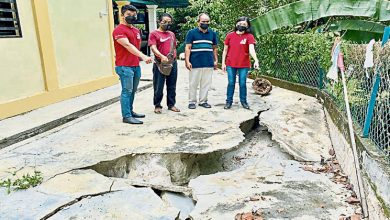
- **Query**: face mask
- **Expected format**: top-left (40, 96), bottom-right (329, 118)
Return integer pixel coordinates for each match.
top-left (125, 15), bottom-right (137, 24)
top-left (200, 23), bottom-right (209, 30)
top-left (161, 24), bottom-right (172, 31)
top-left (237, 25), bottom-right (247, 32)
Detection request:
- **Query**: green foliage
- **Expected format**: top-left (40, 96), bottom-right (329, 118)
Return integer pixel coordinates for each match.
top-left (0, 178), bottom-right (12, 194)
top-left (314, 19), bottom-right (386, 43)
top-left (326, 20), bottom-right (386, 34)
top-left (0, 171), bottom-right (43, 194)
top-left (251, 0), bottom-right (390, 36)
top-left (253, 33), bottom-right (332, 79)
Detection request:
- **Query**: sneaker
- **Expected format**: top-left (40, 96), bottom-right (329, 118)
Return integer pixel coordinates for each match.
top-left (198, 102), bottom-right (212, 108)
top-left (122, 117), bottom-right (143, 124)
top-left (241, 103), bottom-right (250, 109)
top-left (188, 103), bottom-right (196, 109)
top-left (224, 103), bottom-right (232, 109)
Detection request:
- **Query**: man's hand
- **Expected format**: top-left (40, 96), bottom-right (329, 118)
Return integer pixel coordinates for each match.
top-left (222, 63), bottom-right (226, 72)
top-left (253, 60), bottom-right (259, 69)
top-left (185, 62), bottom-right (192, 71)
top-left (161, 55), bottom-right (169, 63)
top-left (214, 61), bottom-right (218, 70)
top-left (142, 55), bottom-right (153, 64)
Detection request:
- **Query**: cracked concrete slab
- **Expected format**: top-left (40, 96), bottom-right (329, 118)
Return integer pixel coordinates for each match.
top-left (0, 188), bottom-right (70, 220)
top-left (48, 188), bottom-right (180, 220)
top-left (188, 128), bottom-right (357, 219)
top-left (0, 170), bottom-right (116, 219)
top-left (161, 192), bottom-right (196, 220)
top-left (0, 169), bottom-right (180, 220)
top-left (260, 87), bottom-right (332, 162)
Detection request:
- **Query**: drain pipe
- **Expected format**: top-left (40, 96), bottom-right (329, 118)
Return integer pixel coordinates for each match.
top-left (339, 52), bottom-right (369, 218)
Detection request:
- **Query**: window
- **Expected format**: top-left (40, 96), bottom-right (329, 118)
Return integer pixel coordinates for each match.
top-left (0, 0), bottom-right (21, 38)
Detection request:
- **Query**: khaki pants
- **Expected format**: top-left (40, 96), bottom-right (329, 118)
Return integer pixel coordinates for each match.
top-left (189, 68), bottom-right (213, 104)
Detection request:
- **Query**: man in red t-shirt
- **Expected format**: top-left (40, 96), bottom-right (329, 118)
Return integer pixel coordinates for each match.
top-left (112, 5), bottom-right (152, 124)
top-left (148, 13), bottom-right (180, 114)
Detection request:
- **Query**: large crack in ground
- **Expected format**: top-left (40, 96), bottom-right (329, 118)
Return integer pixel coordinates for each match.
top-left (38, 109), bottom-right (359, 219)
top-left (40, 181), bottom-right (116, 220)
top-left (37, 113), bottom-right (264, 219)
top-left (84, 112), bottom-right (263, 187)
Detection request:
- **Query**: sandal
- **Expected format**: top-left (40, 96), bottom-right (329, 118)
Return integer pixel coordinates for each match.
top-left (168, 106), bottom-right (181, 112)
top-left (154, 107), bottom-right (162, 114)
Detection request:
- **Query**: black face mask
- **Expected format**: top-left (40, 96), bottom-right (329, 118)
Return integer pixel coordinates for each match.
top-left (237, 25), bottom-right (248, 32)
top-left (200, 23), bottom-right (209, 30)
top-left (161, 24), bottom-right (172, 31)
top-left (125, 15), bottom-right (137, 24)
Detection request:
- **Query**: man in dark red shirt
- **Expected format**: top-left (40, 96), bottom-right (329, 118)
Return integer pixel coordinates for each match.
top-left (112, 5), bottom-right (152, 124)
top-left (148, 13), bottom-right (180, 114)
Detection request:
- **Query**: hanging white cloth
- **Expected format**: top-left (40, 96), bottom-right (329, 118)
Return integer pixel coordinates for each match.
top-left (327, 42), bottom-right (340, 82)
top-left (363, 39), bottom-right (375, 78)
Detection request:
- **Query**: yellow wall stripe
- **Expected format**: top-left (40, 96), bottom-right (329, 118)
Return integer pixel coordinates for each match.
top-left (31, 0), bottom-right (59, 91)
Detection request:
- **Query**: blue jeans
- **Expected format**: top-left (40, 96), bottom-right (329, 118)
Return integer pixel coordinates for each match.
top-left (153, 61), bottom-right (178, 108)
top-left (115, 66), bottom-right (141, 118)
top-left (226, 66), bottom-right (249, 104)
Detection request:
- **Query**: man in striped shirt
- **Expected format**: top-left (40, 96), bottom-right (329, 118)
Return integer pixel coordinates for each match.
top-left (185, 13), bottom-right (218, 109)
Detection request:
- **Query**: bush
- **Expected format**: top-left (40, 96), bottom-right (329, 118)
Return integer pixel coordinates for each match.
top-left (252, 33), bottom-right (332, 88)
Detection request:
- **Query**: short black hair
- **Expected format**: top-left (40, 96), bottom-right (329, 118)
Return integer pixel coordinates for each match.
top-left (159, 13), bottom-right (173, 22)
top-left (234, 16), bottom-right (251, 33)
top-left (121, 5), bottom-right (137, 15)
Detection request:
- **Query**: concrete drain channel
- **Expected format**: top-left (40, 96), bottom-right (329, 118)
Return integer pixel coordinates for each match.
top-left (79, 115), bottom-right (268, 219)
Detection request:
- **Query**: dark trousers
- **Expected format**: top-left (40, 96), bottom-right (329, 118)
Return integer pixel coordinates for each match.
top-left (153, 60), bottom-right (178, 108)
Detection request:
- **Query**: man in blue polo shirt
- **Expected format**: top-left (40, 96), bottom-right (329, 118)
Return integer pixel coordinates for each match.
top-left (185, 13), bottom-right (218, 109)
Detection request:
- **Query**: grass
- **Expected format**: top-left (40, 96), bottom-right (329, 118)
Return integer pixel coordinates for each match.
top-left (0, 170), bottom-right (43, 194)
